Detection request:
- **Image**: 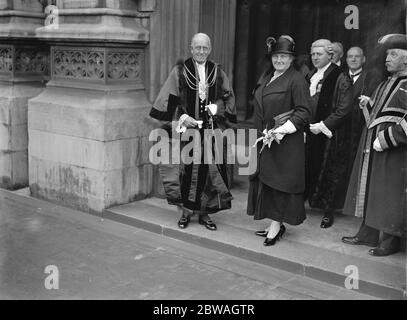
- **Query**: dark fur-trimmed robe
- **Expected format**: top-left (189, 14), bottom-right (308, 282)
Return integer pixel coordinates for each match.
top-left (149, 58), bottom-right (237, 213)
top-left (344, 75), bottom-right (407, 238)
top-left (304, 63), bottom-right (354, 211)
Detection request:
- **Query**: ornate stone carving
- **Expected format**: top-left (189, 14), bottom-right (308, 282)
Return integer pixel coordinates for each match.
top-left (15, 49), bottom-right (49, 75)
top-left (107, 52), bottom-right (142, 81)
top-left (52, 47), bottom-right (144, 85)
top-left (53, 48), bottom-right (104, 80)
top-left (0, 47), bottom-right (13, 73)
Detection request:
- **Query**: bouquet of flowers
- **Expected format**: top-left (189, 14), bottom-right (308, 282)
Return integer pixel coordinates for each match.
top-left (253, 127), bottom-right (283, 153)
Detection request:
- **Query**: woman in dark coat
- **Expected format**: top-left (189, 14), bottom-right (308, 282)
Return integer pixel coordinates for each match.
top-left (247, 35), bottom-right (311, 246)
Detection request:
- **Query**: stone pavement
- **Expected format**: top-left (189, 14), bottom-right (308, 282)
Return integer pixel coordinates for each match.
top-left (0, 188), bottom-right (378, 300)
top-left (103, 173), bottom-right (407, 300)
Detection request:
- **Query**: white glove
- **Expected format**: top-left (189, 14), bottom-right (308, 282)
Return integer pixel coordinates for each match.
top-left (175, 114), bottom-right (188, 133)
top-left (274, 120), bottom-right (297, 134)
top-left (310, 121), bottom-right (332, 138)
top-left (309, 122), bottom-right (322, 135)
top-left (205, 104), bottom-right (218, 116)
top-left (373, 137), bottom-right (384, 152)
top-left (179, 114), bottom-right (189, 123)
top-left (358, 95), bottom-right (372, 110)
top-left (273, 120), bottom-right (297, 142)
top-left (176, 114), bottom-right (201, 133)
top-left (319, 121), bottom-right (333, 138)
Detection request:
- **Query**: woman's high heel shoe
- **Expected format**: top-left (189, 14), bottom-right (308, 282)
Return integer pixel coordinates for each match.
top-left (263, 225), bottom-right (286, 246)
top-left (255, 230), bottom-right (268, 237)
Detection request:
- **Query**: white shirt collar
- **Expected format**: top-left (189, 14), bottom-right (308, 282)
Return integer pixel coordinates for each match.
top-left (193, 60), bottom-right (207, 101)
top-left (195, 61), bottom-right (206, 68)
top-left (194, 60), bottom-right (206, 70)
top-left (349, 68), bottom-right (362, 76)
top-left (195, 61), bottom-right (206, 82)
top-left (316, 62), bottom-right (332, 75)
top-left (309, 63), bottom-right (332, 96)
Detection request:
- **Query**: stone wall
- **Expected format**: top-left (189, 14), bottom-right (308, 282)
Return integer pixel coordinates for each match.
top-left (28, 0), bottom-right (153, 213)
top-left (0, 1), bottom-right (47, 189)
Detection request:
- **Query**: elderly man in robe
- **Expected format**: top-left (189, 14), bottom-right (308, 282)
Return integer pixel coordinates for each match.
top-left (342, 34), bottom-right (407, 256)
top-left (149, 33), bottom-right (237, 231)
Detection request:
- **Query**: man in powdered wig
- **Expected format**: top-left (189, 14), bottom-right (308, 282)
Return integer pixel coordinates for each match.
top-left (304, 39), bottom-right (353, 229)
top-left (149, 33), bottom-right (237, 231)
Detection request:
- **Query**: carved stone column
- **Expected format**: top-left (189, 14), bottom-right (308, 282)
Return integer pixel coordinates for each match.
top-left (0, 0), bottom-right (48, 189)
top-left (29, 0), bottom-right (152, 212)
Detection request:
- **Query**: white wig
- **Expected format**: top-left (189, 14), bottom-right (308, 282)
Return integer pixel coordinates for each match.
top-left (311, 39), bottom-right (334, 56)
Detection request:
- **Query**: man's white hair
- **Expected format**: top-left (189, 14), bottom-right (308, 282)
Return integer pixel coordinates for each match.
top-left (397, 48), bottom-right (407, 57)
top-left (332, 42), bottom-right (344, 55)
top-left (191, 33), bottom-right (212, 48)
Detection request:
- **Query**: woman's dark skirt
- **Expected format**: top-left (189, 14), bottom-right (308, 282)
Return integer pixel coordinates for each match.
top-left (247, 177), bottom-right (306, 226)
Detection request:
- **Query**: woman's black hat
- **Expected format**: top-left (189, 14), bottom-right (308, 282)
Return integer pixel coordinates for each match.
top-left (267, 35), bottom-right (296, 55)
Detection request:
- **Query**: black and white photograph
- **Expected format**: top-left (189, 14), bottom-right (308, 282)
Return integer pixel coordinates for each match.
top-left (0, 0), bottom-right (406, 305)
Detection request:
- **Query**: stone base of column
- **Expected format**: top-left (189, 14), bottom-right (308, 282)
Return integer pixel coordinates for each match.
top-left (0, 1), bottom-right (47, 189)
top-left (0, 79), bottom-right (47, 189)
top-left (28, 85), bottom-right (154, 213)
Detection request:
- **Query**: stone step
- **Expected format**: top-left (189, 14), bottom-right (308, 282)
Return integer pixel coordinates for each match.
top-left (104, 189), bottom-right (406, 300)
top-left (8, 186), bottom-right (406, 299)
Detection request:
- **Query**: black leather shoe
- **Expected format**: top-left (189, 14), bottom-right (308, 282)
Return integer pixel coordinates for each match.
top-left (263, 236), bottom-right (278, 246)
top-left (263, 225), bottom-right (285, 246)
top-left (342, 236), bottom-right (378, 247)
top-left (320, 213), bottom-right (334, 229)
top-left (199, 218), bottom-right (217, 231)
top-left (177, 216), bottom-right (190, 229)
top-left (255, 230), bottom-right (268, 237)
top-left (368, 246), bottom-right (400, 257)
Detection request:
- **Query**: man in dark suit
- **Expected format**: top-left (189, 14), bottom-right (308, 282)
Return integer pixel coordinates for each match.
top-left (344, 47), bottom-right (377, 176)
top-left (305, 39), bottom-right (353, 229)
